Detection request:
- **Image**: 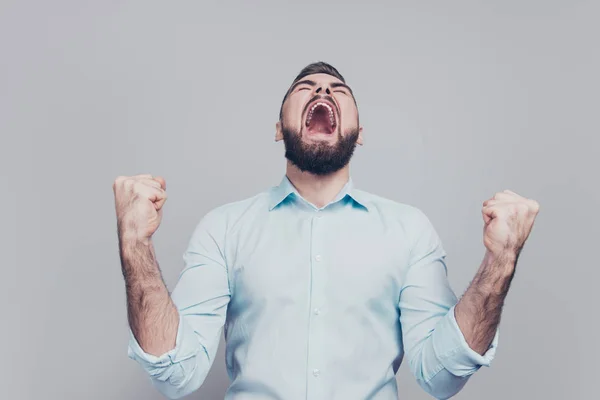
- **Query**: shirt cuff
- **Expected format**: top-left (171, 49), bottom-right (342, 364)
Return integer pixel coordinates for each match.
top-left (127, 313), bottom-right (204, 379)
top-left (432, 304), bottom-right (500, 377)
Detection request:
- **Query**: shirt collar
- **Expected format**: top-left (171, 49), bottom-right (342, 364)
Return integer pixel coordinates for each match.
top-left (269, 175), bottom-right (370, 211)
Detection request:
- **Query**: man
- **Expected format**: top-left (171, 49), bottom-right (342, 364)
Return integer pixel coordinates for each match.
top-left (113, 62), bottom-right (540, 399)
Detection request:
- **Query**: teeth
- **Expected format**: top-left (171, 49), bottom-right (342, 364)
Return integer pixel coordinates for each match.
top-left (306, 102), bottom-right (336, 127)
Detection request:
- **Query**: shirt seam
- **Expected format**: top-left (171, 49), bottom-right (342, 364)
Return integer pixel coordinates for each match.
top-left (423, 362), bottom-right (447, 384)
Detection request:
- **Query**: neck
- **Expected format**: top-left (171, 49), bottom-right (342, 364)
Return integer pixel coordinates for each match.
top-left (285, 161), bottom-right (351, 208)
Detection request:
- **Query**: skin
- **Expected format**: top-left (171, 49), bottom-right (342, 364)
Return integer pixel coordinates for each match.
top-left (113, 73), bottom-right (540, 358)
top-left (114, 174), bottom-right (178, 355)
top-left (275, 73), bottom-right (363, 208)
top-left (455, 190), bottom-right (540, 353)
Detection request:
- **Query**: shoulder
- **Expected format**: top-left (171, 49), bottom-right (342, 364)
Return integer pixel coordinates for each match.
top-left (358, 189), bottom-right (446, 262)
top-left (353, 188), bottom-right (433, 229)
top-left (194, 188), bottom-right (272, 232)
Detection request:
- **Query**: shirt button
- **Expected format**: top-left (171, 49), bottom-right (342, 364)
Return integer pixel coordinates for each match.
top-left (313, 369), bottom-right (320, 377)
top-left (314, 255), bottom-right (322, 262)
top-left (314, 308), bottom-right (321, 315)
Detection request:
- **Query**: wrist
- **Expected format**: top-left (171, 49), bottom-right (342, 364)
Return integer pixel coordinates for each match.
top-left (118, 230), bottom-right (152, 247)
top-left (118, 235), bottom-right (154, 264)
top-left (484, 249), bottom-right (517, 275)
top-left (486, 248), bottom-right (518, 261)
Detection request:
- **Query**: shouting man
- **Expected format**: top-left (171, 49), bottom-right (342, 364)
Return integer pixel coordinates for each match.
top-left (113, 62), bottom-right (540, 399)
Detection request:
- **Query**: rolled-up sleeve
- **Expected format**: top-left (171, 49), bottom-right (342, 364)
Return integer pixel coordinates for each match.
top-left (127, 208), bottom-right (231, 399)
top-left (399, 209), bottom-right (499, 400)
top-left (432, 304), bottom-right (499, 377)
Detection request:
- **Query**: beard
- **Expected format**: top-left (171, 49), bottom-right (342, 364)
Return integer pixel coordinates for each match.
top-left (281, 123), bottom-right (360, 176)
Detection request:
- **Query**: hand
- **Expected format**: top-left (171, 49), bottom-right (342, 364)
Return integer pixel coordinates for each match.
top-left (113, 174), bottom-right (167, 244)
top-left (482, 190), bottom-right (540, 259)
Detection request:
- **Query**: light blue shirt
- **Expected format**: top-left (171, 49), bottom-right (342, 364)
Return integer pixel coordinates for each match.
top-left (128, 176), bottom-right (499, 399)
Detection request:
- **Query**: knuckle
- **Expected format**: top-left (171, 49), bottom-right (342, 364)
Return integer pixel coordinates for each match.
top-left (530, 199), bottom-right (540, 212)
top-left (113, 176), bottom-right (126, 187)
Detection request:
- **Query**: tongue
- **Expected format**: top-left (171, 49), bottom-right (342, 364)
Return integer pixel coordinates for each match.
top-left (308, 107), bottom-right (333, 134)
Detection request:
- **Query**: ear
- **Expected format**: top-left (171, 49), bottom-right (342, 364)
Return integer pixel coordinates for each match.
top-left (356, 125), bottom-right (364, 145)
top-left (275, 121), bottom-right (283, 142)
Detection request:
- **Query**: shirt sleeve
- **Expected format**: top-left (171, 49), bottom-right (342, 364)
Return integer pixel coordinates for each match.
top-left (398, 208), bottom-right (499, 400)
top-left (127, 208), bottom-right (231, 400)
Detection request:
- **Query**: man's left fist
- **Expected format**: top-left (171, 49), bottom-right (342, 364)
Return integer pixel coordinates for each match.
top-left (482, 190), bottom-right (540, 258)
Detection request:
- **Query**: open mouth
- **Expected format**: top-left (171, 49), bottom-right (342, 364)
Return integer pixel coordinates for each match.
top-left (305, 101), bottom-right (337, 135)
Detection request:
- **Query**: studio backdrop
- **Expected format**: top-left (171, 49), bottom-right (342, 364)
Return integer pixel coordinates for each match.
top-left (2, 1), bottom-right (598, 399)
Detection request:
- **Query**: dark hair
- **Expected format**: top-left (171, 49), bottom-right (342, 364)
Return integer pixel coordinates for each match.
top-left (292, 61), bottom-right (346, 84)
top-left (279, 61), bottom-right (348, 120)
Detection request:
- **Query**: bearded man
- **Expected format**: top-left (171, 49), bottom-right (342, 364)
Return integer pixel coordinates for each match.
top-left (113, 62), bottom-right (540, 400)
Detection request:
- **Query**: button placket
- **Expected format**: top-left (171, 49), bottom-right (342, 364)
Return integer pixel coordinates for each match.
top-left (307, 212), bottom-right (326, 397)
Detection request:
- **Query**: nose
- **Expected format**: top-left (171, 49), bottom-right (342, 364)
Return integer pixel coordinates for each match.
top-left (315, 86), bottom-right (331, 95)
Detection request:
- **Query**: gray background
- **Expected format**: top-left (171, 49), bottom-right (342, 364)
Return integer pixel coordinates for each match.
top-left (2, 1), bottom-right (598, 399)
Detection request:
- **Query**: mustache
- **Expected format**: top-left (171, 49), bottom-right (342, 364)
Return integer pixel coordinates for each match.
top-left (302, 94), bottom-right (340, 117)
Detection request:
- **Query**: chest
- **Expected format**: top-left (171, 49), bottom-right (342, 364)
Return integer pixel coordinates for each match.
top-left (224, 209), bottom-right (412, 311)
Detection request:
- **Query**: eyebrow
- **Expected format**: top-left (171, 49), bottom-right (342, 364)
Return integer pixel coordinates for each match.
top-left (330, 82), bottom-right (353, 94)
top-left (288, 79), bottom-right (354, 95)
top-left (289, 79), bottom-right (317, 92)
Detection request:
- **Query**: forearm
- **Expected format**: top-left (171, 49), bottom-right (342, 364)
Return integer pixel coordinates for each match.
top-left (454, 250), bottom-right (517, 354)
top-left (120, 239), bottom-right (179, 356)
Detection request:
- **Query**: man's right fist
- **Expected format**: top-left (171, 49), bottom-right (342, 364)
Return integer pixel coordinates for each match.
top-left (113, 174), bottom-right (167, 244)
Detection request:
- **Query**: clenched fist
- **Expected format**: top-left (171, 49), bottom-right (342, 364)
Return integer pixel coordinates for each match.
top-left (482, 189), bottom-right (540, 258)
top-left (113, 174), bottom-right (167, 244)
